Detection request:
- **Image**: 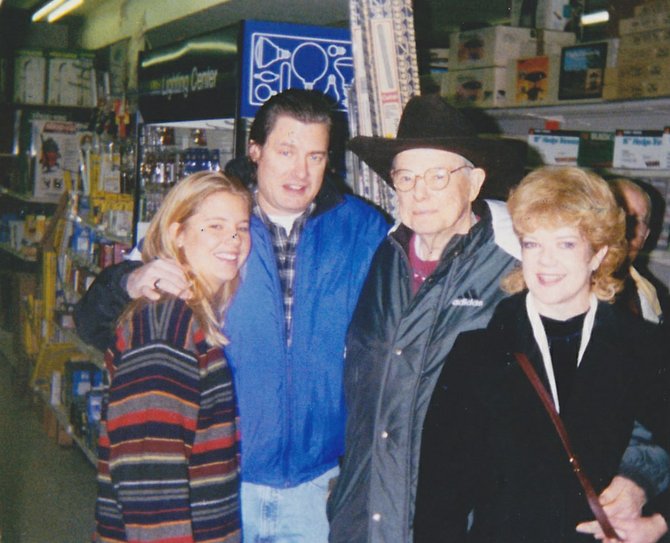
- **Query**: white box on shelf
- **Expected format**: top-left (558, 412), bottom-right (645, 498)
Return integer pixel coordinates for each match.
top-left (51, 371), bottom-right (62, 406)
top-left (511, 0), bottom-right (583, 31)
top-left (528, 129), bottom-right (580, 166)
top-left (428, 48), bottom-right (450, 72)
top-left (13, 50), bottom-right (46, 105)
top-left (535, 29), bottom-right (577, 56)
top-left (443, 66), bottom-right (509, 107)
top-left (47, 51), bottom-right (96, 107)
top-left (613, 130), bottom-right (665, 169)
top-left (451, 26), bottom-right (536, 69)
top-left (9, 220), bottom-right (24, 250)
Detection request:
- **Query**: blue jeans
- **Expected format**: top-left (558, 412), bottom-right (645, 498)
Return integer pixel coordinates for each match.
top-left (241, 466), bottom-right (339, 543)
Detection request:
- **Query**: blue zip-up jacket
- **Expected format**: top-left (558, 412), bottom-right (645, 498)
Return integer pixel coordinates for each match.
top-left (74, 177), bottom-right (388, 488)
top-left (224, 181), bottom-right (388, 486)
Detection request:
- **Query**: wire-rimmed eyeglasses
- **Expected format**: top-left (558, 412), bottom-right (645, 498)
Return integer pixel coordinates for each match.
top-left (390, 165), bottom-right (473, 192)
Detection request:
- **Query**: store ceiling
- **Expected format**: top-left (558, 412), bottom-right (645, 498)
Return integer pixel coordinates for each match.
top-left (3, 0), bottom-right (512, 48)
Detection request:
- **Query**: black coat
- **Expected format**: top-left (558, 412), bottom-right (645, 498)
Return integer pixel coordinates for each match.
top-left (415, 293), bottom-right (670, 543)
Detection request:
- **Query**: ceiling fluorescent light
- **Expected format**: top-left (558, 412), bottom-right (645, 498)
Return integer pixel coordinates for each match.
top-left (32, 0), bottom-right (67, 21)
top-left (581, 10), bottom-right (610, 26)
top-left (47, 0), bottom-right (83, 22)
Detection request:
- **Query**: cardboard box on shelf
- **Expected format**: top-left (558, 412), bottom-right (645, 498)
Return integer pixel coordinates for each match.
top-left (47, 51), bottom-right (96, 108)
top-left (450, 26), bottom-right (536, 69)
top-left (619, 11), bottom-right (670, 36)
top-left (606, 38), bottom-right (620, 67)
top-left (617, 78), bottom-right (670, 99)
top-left (511, 55), bottom-right (560, 105)
top-left (31, 120), bottom-right (89, 202)
top-left (617, 55), bottom-right (670, 98)
top-left (613, 129), bottom-right (665, 169)
top-left (442, 66), bottom-right (509, 108)
top-left (63, 360), bottom-right (103, 407)
top-left (635, 0), bottom-right (670, 17)
top-left (511, 0), bottom-right (584, 31)
top-left (528, 128), bottom-right (581, 166)
top-left (618, 58), bottom-right (670, 80)
top-left (577, 131), bottom-right (615, 168)
top-left (13, 50), bottom-right (46, 105)
top-left (427, 48), bottom-right (449, 73)
top-left (620, 27), bottom-right (670, 50)
top-left (617, 42), bottom-right (670, 65)
top-left (535, 29), bottom-right (577, 56)
top-left (602, 68), bottom-right (619, 100)
top-left (558, 42), bottom-right (609, 100)
top-left (536, 0), bottom-right (583, 31)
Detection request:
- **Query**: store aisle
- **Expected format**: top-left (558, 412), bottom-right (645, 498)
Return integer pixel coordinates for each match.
top-left (0, 330), bottom-right (97, 543)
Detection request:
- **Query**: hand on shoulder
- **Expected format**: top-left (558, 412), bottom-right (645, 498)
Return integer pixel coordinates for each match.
top-left (127, 258), bottom-right (191, 301)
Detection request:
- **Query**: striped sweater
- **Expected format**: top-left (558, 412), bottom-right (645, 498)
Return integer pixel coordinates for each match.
top-left (94, 297), bottom-right (241, 543)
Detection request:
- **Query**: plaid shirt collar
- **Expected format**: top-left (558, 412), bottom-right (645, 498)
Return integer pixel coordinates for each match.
top-left (253, 194), bottom-right (315, 345)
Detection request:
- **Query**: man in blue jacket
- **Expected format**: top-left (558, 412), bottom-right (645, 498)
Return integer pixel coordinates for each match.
top-left (74, 89), bottom-right (389, 542)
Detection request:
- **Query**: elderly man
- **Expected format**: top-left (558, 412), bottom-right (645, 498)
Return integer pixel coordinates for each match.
top-left (74, 89), bottom-right (389, 542)
top-left (327, 95), bottom-right (668, 543)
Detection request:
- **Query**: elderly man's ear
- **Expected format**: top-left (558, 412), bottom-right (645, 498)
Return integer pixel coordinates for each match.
top-left (468, 168), bottom-right (486, 202)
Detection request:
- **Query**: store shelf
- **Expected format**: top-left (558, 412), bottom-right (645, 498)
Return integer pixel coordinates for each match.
top-left (485, 97), bottom-right (670, 135)
top-left (55, 324), bottom-right (106, 371)
top-left (66, 249), bottom-right (102, 275)
top-left (36, 387), bottom-right (97, 467)
top-left (0, 186), bottom-right (60, 205)
top-left (608, 169), bottom-right (670, 178)
top-left (79, 217), bottom-right (132, 245)
top-left (0, 242), bottom-right (38, 263)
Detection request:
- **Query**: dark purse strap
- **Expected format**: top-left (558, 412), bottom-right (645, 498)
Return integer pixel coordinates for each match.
top-left (513, 352), bottom-right (621, 541)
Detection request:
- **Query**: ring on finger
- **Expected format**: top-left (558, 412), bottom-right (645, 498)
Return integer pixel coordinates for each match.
top-left (153, 279), bottom-right (161, 290)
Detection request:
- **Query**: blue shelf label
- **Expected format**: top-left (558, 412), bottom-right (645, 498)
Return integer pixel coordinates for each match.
top-left (240, 20), bottom-right (353, 118)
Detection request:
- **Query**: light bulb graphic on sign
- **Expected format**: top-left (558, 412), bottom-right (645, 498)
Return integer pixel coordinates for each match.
top-left (254, 37), bottom-right (291, 68)
top-left (291, 42), bottom-right (328, 90)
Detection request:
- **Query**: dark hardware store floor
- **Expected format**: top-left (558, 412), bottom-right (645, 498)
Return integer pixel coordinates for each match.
top-left (0, 330), bottom-right (96, 543)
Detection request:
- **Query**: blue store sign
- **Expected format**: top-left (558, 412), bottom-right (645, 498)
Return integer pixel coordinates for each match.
top-left (240, 20), bottom-right (353, 118)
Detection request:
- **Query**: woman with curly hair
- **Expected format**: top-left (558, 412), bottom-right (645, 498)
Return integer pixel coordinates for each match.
top-left (415, 167), bottom-right (670, 543)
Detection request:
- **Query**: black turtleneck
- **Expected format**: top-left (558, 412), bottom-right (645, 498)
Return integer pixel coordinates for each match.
top-left (540, 312), bottom-right (587, 409)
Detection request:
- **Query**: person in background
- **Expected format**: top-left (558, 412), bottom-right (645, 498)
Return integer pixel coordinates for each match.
top-left (609, 178), bottom-right (670, 519)
top-left (77, 89), bottom-right (390, 543)
top-left (414, 167), bottom-right (670, 543)
top-left (326, 95), bottom-right (669, 543)
top-left (610, 178), bottom-right (666, 324)
top-left (94, 171), bottom-right (251, 542)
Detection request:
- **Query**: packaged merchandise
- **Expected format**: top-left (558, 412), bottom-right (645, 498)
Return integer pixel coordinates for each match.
top-left (450, 26), bottom-right (536, 69)
top-left (527, 128), bottom-right (580, 166)
top-left (442, 66), bottom-right (509, 107)
top-left (558, 42), bottom-right (609, 100)
top-left (511, 55), bottom-right (560, 105)
top-left (612, 129), bottom-right (665, 169)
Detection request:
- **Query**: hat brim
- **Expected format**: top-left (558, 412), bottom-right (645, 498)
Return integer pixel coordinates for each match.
top-left (348, 135), bottom-right (525, 187)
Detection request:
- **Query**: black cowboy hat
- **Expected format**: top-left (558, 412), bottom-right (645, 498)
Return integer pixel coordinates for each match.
top-left (348, 94), bottom-right (526, 188)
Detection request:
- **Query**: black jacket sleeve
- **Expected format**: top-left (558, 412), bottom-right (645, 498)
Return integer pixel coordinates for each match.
top-left (73, 260), bottom-right (142, 351)
top-left (414, 333), bottom-right (486, 542)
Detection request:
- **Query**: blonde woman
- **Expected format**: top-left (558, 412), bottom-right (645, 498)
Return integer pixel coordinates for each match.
top-left (94, 171), bottom-right (251, 543)
top-left (415, 167), bottom-right (670, 543)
